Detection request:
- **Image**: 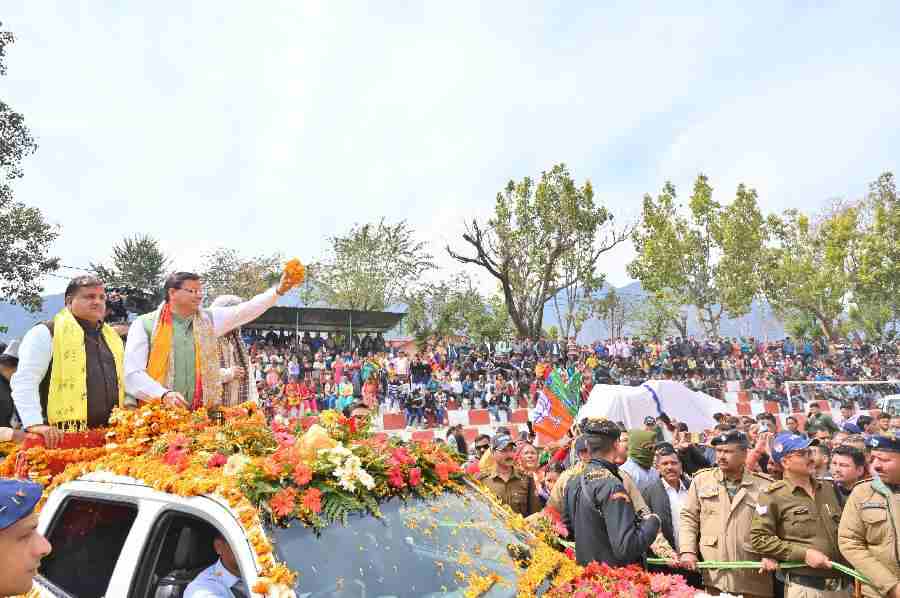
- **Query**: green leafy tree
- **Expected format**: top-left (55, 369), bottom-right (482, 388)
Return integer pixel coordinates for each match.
top-left (403, 273), bottom-right (484, 344)
top-left (591, 288), bottom-right (637, 340)
top-left (628, 175), bottom-right (766, 337)
top-left (760, 208), bottom-right (855, 341)
top-left (448, 163), bottom-right (627, 338)
top-left (91, 234), bottom-right (171, 295)
top-left (314, 219), bottom-right (434, 311)
top-left (465, 289), bottom-right (515, 344)
top-left (200, 248), bottom-right (283, 302)
top-left (631, 290), bottom-right (687, 340)
top-left (850, 172), bottom-right (900, 341)
top-left (0, 23), bottom-right (59, 311)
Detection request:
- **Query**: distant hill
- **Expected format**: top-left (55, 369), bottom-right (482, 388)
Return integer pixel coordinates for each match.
top-left (0, 294), bottom-right (66, 340)
top-left (542, 281), bottom-right (785, 342)
top-left (1, 282), bottom-right (785, 343)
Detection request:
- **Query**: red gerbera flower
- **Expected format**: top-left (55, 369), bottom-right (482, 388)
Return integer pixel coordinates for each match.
top-left (270, 488), bottom-right (297, 518)
top-left (390, 447), bottom-right (416, 467)
top-left (207, 453), bottom-right (227, 468)
top-left (302, 488), bottom-right (322, 513)
top-left (434, 462), bottom-right (450, 482)
top-left (292, 464), bottom-right (312, 486)
top-left (408, 467), bottom-right (422, 487)
top-left (388, 466), bottom-right (406, 489)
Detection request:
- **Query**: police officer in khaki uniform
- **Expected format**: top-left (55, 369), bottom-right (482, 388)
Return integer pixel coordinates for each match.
top-left (750, 433), bottom-right (850, 598)
top-left (477, 433), bottom-right (540, 516)
top-left (838, 433), bottom-right (900, 598)
top-left (547, 435), bottom-right (589, 513)
top-left (680, 430), bottom-right (774, 597)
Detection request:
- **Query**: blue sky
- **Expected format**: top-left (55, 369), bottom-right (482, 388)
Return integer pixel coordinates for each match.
top-left (3, 2), bottom-right (899, 294)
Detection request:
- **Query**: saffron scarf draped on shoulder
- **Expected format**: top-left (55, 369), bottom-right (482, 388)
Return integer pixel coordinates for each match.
top-left (146, 302), bottom-right (222, 409)
top-left (48, 308), bottom-right (125, 427)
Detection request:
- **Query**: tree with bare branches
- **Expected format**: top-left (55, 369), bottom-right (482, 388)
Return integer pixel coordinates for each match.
top-left (447, 164), bottom-right (629, 338)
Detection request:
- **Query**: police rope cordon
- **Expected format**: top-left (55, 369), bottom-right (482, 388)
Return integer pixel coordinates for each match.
top-left (645, 557), bottom-right (872, 587)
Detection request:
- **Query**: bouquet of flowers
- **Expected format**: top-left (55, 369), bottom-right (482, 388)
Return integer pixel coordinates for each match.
top-left (546, 562), bottom-right (695, 598)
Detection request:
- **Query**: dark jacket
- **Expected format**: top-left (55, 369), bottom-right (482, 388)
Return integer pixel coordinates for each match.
top-left (677, 444), bottom-right (712, 476)
top-left (0, 376), bottom-right (14, 427)
top-left (640, 476), bottom-right (691, 553)
top-left (562, 458), bottom-right (659, 567)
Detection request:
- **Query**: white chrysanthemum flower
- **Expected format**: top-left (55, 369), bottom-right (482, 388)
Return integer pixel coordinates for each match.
top-left (357, 468), bottom-right (375, 490)
top-left (224, 454), bottom-right (250, 477)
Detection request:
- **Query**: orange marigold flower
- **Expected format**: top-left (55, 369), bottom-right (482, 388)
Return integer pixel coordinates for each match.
top-left (270, 488), bottom-right (297, 518)
top-left (262, 456), bottom-right (283, 479)
top-left (284, 258), bottom-right (305, 284)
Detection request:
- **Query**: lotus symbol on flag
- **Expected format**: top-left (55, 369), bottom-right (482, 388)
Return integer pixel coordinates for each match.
top-left (533, 392), bottom-right (560, 427)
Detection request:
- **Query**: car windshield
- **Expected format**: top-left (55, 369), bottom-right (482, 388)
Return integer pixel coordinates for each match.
top-left (268, 487), bottom-right (534, 598)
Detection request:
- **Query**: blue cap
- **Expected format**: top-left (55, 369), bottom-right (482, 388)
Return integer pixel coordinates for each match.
top-left (842, 422), bottom-right (863, 435)
top-left (771, 433), bottom-right (818, 464)
top-left (868, 434), bottom-right (900, 453)
top-left (492, 434), bottom-right (514, 452)
top-left (0, 479), bottom-right (42, 530)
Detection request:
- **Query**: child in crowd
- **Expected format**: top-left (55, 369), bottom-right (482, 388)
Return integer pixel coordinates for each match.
top-left (298, 377), bottom-right (317, 414)
top-left (338, 374), bottom-right (355, 412)
top-left (321, 375), bottom-right (337, 411)
top-left (283, 376), bottom-right (301, 418)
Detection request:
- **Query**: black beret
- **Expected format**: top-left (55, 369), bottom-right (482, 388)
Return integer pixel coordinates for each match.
top-left (579, 417), bottom-right (621, 438)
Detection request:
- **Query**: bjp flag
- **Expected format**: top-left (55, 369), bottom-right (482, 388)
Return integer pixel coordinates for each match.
top-left (532, 386), bottom-right (574, 441)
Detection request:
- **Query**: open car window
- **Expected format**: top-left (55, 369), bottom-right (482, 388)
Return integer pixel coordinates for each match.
top-left (269, 488), bottom-right (534, 598)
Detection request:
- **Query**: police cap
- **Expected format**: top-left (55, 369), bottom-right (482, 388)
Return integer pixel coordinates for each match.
top-left (710, 430), bottom-right (749, 448)
top-left (867, 434), bottom-right (900, 453)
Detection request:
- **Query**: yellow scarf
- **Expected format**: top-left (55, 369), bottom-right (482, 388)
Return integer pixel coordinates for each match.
top-left (48, 308), bottom-right (125, 426)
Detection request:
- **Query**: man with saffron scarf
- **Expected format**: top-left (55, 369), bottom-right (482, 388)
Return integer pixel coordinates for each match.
top-left (124, 270), bottom-right (300, 410)
top-left (11, 276), bottom-right (126, 447)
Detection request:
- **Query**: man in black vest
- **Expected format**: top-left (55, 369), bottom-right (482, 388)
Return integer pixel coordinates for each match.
top-left (11, 276), bottom-right (123, 447)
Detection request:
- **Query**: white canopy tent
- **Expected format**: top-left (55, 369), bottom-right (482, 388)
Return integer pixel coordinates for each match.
top-left (576, 380), bottom-right (724, 432)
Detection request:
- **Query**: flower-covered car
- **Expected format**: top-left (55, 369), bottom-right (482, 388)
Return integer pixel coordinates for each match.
top-left (1, 403), bottom-right (695, 598)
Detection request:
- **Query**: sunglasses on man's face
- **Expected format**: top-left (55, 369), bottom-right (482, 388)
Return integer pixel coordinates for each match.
top-left (475, 444), bottom-right (490, 452)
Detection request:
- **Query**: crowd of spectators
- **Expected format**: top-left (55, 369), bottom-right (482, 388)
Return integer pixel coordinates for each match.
top-left (243, 329), bottom-right (900, 428)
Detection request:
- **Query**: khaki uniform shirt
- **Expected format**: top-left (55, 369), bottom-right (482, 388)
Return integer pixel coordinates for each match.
top-left (478, 468), bottom-right (541, 517)
top-left (549, 460), bottom-right (677, 560)
top-left (548, 461), bottom-right (585, 513)
top-left (680, 467), bottom-right (774, 597)
top-left (749, 477), bottom-right (845, 579)
top-left (838, 479), bottom-right (900, 598)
